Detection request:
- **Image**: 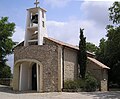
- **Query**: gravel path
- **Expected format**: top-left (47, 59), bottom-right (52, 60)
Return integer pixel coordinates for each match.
top-left (0, 85), bottom-right (120, 99)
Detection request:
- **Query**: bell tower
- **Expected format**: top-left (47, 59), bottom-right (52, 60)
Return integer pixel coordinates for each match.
top-left (24, 0), bottom-right (47, 46)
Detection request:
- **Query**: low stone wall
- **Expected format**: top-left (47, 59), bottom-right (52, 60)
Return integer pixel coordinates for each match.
top-left (0, 78), bottom-right (12, 86)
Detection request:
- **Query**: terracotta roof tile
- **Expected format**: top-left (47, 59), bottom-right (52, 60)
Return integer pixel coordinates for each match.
top-left (87, 57), bottom-right (110, 69)
top-left (45, 37), bottom-right (79, 49)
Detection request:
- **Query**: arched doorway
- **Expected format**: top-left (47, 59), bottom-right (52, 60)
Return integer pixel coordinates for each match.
top-left (32, 63), bottom-right (37, 90)
top-left (13, 59), bottom-right (43, 92)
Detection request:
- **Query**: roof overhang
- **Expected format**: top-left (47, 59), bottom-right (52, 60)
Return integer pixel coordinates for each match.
top-left (87, 57), bottom-right (110, 69)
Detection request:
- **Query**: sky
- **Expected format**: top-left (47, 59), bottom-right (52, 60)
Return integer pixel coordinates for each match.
top-left (0, 0), bottom-right (116, 71)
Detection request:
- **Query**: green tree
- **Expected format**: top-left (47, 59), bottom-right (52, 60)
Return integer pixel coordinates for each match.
top-left (104, 1), bottom-right (120, 84)
top-left (0, 17), bottom-right (15, 78)
top-left (78, 28), bottom-right (87, 79)
top-left (86, 42), bottom-right (97, 53)
top-left (95, 38), bottom-right (107, 65)
top-left (109, 2), bottom-right (120, 24)
top-left (86, 1), bottom-right (120, 86)
top-left (1, 66), bottom-right (11, 78)
top-left (106, 25), bottom-right (120, 84)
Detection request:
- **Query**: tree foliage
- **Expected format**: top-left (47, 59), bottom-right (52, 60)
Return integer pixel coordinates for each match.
top-left (0, 17), bottom-right (15, 78)
top-left (96, 2), bottom-right (120, 85)
top-left (109, 2), bottom-right (120, 24)
top-left (95, 38), bottom-right (107, 65)
top-left (106, 2), bottom-right (120, 84)
top-left (106, 26), bottom-right (120, 83)
top-left (86, 42), bottom-right (97, 53)
top-left (78, 28), bottom-right (87, 79)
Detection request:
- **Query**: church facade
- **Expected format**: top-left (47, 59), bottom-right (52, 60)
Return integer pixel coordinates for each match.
top-left (12, 1), bottom-right (110, 92)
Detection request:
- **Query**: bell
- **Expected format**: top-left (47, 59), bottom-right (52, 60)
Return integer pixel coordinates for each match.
top-left (31, 14), bottom-right (38, 24)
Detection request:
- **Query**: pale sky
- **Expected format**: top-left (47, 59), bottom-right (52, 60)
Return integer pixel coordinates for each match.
top-left (0, 0), bottom-right (117, 71)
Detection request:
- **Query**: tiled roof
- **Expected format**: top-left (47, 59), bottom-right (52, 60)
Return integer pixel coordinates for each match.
top-left (87, 57), bottom-right (110, 69)
top-left (44, 37), bottom-right (95, 56)
top-left (45, 37), bottom-right (79, 49)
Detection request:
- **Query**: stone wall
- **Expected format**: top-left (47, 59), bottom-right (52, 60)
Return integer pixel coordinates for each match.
top-left (44, 38), bottom-right (78, 83)
top-left (64, 47), bottom-right (78, 81)
top-left (14, 45), bottom-right (58, 92)
top-left (44, 38), bottom-right (58, 46)
top-left (44, 38), bottom-right (63, 90)
top-left (87, 59), bottom-right (108, 91)
top-left (87, 60), bottom-right (103, 80)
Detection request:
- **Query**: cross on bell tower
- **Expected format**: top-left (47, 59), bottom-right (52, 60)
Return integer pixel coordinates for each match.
top-left (24, 1), bottom-right (47, 46)
top-left (34, 0), bottom-right (39, 8)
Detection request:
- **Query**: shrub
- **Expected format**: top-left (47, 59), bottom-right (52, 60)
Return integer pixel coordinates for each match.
top-left (84, 74), bottom-right (98, 92)
top-left (63, 73), bottom-right (98, 92)
top-left (64, 80), bottom-right (77, 90)
top-left (64, 79), bottom-right (85, 92)
top-left (75, 79), bottom-right (84, 89)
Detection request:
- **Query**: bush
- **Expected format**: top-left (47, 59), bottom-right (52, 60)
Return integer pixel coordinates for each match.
top-left (64, 73), bottom-right (98, 92)
top-left (84, 74), bottom-right (98, 92)
top-left (64, 79), bottom-right (84, 92)
top-left (75, 79), bottom-right (84, 89)
top-left (64, 80), bottom-right (77, 90)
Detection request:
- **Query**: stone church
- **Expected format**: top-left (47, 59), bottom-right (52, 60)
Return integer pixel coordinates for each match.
top-left (12, 1), bottom-right (110, 92)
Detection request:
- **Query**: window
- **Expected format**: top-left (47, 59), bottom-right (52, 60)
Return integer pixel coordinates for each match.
top-left (42, 11), bottom-right (44, 18)
top-left (42, 21), bottom-right (45, 27)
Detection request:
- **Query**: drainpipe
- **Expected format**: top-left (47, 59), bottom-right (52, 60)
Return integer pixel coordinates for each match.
top-left (62, 46), bottom-right (65, 89)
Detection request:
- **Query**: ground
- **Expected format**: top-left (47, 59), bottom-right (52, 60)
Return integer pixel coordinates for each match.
top-left (0, 85), bottom-right (120, 99)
